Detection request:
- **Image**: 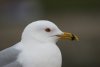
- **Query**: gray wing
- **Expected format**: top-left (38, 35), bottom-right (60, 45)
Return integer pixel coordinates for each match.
top-left (0, 46), bottom-right (21, 67)
top-left (3, 61), bottom-right (22, 67)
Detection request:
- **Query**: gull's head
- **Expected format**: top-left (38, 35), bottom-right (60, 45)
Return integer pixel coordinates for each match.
top-left (22, 20), bottom-right (79, 43)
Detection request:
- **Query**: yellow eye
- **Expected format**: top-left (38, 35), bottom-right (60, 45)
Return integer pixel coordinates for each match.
top-left (45, 28), bottom-right (51, 32)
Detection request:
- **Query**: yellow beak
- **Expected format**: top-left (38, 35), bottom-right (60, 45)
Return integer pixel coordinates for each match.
top-left (56, 32), bottom-right (79, 41)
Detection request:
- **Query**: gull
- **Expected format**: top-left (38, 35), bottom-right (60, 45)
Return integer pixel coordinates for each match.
top-left (0, 20), bottom-right (79, 67)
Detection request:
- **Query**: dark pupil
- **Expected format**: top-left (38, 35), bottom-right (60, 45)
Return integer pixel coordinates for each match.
top-left (45, 28), bottom-right (51, 32)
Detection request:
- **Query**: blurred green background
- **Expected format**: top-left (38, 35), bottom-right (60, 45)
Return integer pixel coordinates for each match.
top-left (0, 0), bottom-right (100, 67)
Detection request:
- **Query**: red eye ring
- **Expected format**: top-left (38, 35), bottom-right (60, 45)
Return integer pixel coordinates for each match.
top-left (45, 28), bottom-right (51, 32)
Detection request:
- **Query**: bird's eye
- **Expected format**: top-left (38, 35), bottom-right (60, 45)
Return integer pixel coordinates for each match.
top-left (45, 28), bottom-right (51, 32)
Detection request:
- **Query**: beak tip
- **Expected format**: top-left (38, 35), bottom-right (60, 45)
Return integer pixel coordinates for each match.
top-left (71, 35), bottom-right (79, 41)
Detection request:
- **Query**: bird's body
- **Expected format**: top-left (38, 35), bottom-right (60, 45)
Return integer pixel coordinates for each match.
top-left (16, 41), bottom-right (62, 67)
top-left (0, 20), bottom-right (78, 67)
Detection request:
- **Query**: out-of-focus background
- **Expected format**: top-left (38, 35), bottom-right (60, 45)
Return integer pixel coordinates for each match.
top-left (0, 0), bottom-right (100, 67)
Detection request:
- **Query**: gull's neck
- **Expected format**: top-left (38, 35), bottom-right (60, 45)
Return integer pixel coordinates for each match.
top-left (21, 38), bottom-right (57, 46)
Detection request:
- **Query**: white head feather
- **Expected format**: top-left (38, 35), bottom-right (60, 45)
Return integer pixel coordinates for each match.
top-left (21, 20), bottom-right (63, 43)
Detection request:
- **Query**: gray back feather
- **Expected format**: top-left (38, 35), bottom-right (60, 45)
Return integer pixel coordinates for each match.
top-left (2, 61), bottom-right (22, 67)
top-left (0, 46), bottom-right (21, 67)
